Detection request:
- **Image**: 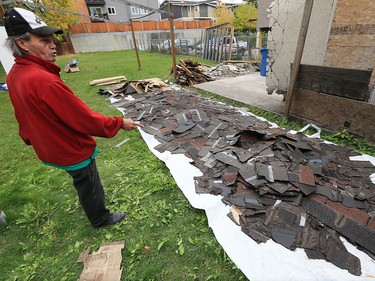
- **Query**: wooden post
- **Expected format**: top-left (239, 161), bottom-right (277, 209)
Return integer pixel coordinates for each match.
top-left (168, 3), bottom-right (177, 80)
top-left (0, 5), bottom-right (5, 19)
top-left (224, 25), bottom-right (230, 61)
top-left (257, 31), bottom-right (263, 60)
top-left (130, 19), bottom-right (141, 70)
top-left (216, 26), bottom-right (227, 62)
top-left (283, 0), bottom-right (314, 116)
top-left (228, 26), bottom-right (234, 61)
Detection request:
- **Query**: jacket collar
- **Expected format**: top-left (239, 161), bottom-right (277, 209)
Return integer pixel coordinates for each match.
top-left (14, 54), bottom-right (61, 76)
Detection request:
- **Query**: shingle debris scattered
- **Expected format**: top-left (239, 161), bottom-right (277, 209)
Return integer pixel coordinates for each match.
top-left (100, 84), bottom-right (375, 276)
top-left (174, 59), bottom-right (260, 86)
top-left (203, 61), bottom-right (260, 79)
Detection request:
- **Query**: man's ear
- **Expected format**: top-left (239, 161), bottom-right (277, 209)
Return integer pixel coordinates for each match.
top-left (15, 39), bottom-right (29, 52)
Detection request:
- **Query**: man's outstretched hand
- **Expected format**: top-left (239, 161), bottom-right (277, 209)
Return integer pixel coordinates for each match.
top-left (122, 118), bottom-right (144, 131)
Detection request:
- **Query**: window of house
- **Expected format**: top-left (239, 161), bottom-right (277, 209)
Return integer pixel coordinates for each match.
top-left (107, 7), bottom-right (116, 15)
top-left (89, 7), bottom-right (103, 19)
top-left (140, 8), bottom-right (148, 14)
top-left (130, 6), bottom-right (139, 14)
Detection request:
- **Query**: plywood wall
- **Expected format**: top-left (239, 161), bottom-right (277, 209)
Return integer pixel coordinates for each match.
top-left (324, 0), bottom-right (375, 88)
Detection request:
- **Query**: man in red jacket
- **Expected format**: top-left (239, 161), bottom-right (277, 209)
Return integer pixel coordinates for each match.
top-left (4, 7), bottom-right (144, 228)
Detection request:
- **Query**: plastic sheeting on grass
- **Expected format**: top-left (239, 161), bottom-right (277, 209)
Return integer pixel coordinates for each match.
top-left (138, 128), bottom-right (375, 281)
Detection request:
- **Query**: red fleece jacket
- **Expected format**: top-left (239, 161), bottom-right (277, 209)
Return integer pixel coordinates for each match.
top-left (6, 54), bottom-right (123, 166)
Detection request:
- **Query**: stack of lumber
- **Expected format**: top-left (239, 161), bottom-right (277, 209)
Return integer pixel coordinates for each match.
top-left (90, 76), bottom-right (126, 86)
top-left (175, 59), bottom-right (214, 86)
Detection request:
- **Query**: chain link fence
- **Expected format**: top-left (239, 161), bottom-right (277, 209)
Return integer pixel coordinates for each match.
top-left (141, 33), bottom-right (267, 62)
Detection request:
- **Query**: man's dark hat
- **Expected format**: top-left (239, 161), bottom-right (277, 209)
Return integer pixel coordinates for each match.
top-left (4, 7), bottom-right (63, 36)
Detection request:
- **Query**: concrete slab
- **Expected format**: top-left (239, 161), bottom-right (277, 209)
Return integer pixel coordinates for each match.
top-left (193, 72), bottom-right (285, 115)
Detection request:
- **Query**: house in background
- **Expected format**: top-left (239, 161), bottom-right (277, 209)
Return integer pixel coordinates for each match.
top-left (255, 0), bottom-right (273, 54)
top-left (159, 0), bottom-right (245, 20)
top-left (256, 0), bottom-right (273, 34)
top-left (84, 0), bottom-right (159, 22)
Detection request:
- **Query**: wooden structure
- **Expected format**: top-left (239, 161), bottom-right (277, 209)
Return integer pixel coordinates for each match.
top-left (201, 23), bottom-right (232, 62)
top-left (290, 65), bottom-right (374, 142)
top-left (283, 0), bottom-right (314, 116)
top-left (296, 64), bottom-right (372, 101)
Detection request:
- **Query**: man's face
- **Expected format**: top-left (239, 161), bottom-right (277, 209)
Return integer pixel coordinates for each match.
top-left (17, 33), bottom-right (58, 62)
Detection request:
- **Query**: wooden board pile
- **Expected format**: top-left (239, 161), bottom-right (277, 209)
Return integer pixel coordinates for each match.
top-left (174, 59), bottom-right (214, 86)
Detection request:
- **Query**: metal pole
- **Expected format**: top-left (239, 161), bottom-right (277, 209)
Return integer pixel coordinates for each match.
top-left (283, 0), bottom-right (314, 116)
top-left (130, 19), bottom-right (141, 69)
top-left (168, 3), bottom-right (177, 80)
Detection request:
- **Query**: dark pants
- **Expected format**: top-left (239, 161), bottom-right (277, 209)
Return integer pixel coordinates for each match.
top-left (67, 159), bottom-right (110, 227)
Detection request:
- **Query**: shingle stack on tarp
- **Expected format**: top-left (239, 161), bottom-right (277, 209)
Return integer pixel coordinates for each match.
top-left (105, 85), bottom-right (375, 276)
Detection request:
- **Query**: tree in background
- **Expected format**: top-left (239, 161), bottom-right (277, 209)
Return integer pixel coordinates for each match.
top-left (34, 0), bottom-right (79, 36)
top-left (213, 4), bottom-right (235, 26)
top-left (233, 3), bottom-right (258, 33)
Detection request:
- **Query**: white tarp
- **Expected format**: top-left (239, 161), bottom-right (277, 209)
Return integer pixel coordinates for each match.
top-left (0, 26), bottom-right (14, 75)
top-left (138, 128), bottom-right (375, 281)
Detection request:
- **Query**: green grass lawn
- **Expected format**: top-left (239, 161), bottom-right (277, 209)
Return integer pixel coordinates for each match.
top-left (0, 50), bottom-right (374, 281)
top-left (0, 51), bottom-right (248, 281)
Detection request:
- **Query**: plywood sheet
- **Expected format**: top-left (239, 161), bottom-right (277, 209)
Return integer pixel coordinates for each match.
top-left (296, 64), bottom-right (372, 101)
top-left (290, 89), bottom-right (375, 143)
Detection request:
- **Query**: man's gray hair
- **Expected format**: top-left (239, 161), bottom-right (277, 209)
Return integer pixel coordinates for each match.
top-left (5, 32), bottom-right (31, 57)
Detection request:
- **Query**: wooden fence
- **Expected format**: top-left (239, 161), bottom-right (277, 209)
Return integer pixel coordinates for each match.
top-left (69, 20), bottom-right (213, 34)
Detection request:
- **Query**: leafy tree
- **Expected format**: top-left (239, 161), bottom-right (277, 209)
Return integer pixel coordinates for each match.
top-left (233, 3), bottom-right (258, 32)
top-left (37, 0), bottom-right (79, 34)
top-left (213, 4), bottom-right (235, 26)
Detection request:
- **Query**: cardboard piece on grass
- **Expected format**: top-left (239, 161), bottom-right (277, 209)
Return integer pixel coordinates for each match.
top-left (64, 59), bottom-right (80, 73)
top-left (64, 64), bottom-right (80, 73)
top-left (127, 78), bottom-right (168, 94)
top-left (77, 241), bottom-right (124, 281)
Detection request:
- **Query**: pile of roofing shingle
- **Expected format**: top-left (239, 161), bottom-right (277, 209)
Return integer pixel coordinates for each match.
top-left (104, 86), bottom-right (375, 276)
